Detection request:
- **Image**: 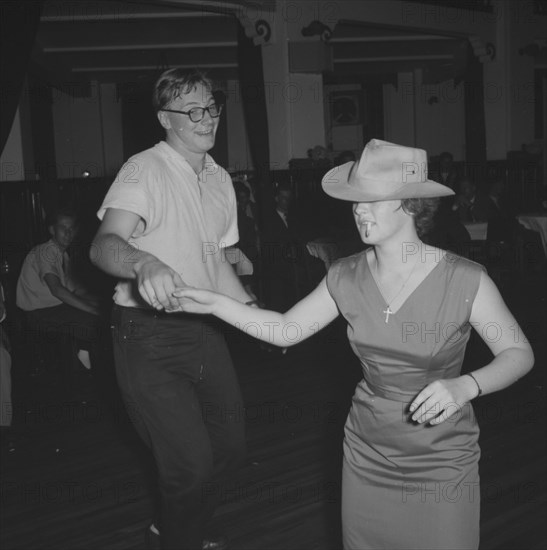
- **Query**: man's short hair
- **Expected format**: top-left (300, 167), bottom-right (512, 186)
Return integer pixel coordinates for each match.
top-left (439, 151), bottom-right (454, 162)
top-left (46, 207), bottom-right (77, 228)
top-left (274, 182), bottom-right (292, 196)
top-left (152, 68), bottom-right (214, 113)
top-left (233, 181), bottom-right (250, 197)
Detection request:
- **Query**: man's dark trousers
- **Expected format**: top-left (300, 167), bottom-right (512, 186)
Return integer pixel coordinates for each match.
top-left (111, 306), bottom-right (246, 550)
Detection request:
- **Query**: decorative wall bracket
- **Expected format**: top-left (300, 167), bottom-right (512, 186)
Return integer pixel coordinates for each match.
top-left (168, 1), bottom-right (275, 45)
top-left (239, 15), bottom-right (272, 45)
top-left (301, 20), bottom-right (333, 42)
top-left (468, 35), bottom-right (496, 62)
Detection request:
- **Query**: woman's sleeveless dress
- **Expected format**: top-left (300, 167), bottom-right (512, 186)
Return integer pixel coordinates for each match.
top-left (326, 251), bottom-right (484, 550)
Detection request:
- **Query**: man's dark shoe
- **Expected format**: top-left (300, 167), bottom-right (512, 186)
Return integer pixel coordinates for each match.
top-left (145, 523), bottom-right (229, 550)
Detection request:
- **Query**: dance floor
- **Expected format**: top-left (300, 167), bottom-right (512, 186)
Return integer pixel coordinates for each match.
top-left (1, 268), bottom-right (546, 550)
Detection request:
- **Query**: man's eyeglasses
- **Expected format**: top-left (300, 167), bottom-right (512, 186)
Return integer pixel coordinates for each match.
top-left (160, 103), bottom-right (223, 123)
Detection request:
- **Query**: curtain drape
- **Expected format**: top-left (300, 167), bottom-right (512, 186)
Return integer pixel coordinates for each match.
top-left (0, 1), bottom-right (43, 156)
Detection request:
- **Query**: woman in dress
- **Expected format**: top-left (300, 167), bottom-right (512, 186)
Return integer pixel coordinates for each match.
top-left (172, 139), bottom-right (534, 550)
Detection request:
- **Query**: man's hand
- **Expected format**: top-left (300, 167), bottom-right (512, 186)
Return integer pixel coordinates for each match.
top-left (135, 258), bottom-right (185, 311)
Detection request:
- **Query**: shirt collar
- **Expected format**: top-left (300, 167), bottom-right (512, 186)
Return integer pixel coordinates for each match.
top-left (47, 239), bottom-right (66, 253)
top-left (159, 141), bottom-right (218, 171)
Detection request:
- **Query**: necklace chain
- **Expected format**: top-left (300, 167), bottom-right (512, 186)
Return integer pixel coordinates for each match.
top-left (373, 257), bottom-right (420, 323)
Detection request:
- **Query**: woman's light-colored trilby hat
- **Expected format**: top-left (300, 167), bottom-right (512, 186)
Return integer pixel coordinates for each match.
top-left (322, 139), bottom-right (455, 201)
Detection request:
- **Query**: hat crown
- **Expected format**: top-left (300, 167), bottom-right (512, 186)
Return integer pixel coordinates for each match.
top-left (354, 139), bottom-right (428, 187)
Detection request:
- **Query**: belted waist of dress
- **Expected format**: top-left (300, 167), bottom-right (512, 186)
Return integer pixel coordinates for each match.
top-left (365, 379), bottom-right (418, 403)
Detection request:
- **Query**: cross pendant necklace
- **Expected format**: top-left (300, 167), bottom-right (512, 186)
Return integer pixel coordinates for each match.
top-left (374, 257), bottom-right (419, 324)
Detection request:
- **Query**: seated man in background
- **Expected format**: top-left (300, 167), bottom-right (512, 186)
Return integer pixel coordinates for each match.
top-left (16, 208), bottom-right (103, 372)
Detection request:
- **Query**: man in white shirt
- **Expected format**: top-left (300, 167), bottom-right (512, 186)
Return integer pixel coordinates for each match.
top-left (91, 69), bottom-right (253, 550)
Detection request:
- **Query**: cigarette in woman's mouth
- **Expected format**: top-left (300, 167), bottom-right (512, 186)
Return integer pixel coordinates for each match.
top-left (364, 222), bottom-right (371, 238)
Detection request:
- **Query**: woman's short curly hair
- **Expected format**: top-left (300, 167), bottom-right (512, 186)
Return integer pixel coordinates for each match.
top-left (400, 198), bottom-right (439, 237)
top-left (152, 68), bottom-right (213, 113)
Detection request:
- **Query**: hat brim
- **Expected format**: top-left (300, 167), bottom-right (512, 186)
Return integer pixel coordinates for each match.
top-left (322, 162), bottom-right (455, 202)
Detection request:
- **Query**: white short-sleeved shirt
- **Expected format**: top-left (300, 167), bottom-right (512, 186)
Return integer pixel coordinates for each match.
top-left (97, 141), bottom-right (238, 307)
top-left (16, 240), bottom-right (72, 311)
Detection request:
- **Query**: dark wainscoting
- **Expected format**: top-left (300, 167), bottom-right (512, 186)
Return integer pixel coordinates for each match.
top-left (0, 160), bottom-right (544, 305)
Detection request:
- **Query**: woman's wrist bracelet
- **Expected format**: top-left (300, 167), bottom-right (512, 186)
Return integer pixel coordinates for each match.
top-left (466, 372), bottom-right (482, 397)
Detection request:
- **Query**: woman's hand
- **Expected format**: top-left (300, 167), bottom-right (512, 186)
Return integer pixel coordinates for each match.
top-left (409, 376), bottom-right (478, 425)
top-left (171, 287), bottom-right (220, 315)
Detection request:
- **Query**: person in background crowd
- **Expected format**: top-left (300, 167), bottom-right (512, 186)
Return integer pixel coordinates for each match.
top-left (452, 177), bottom-right (490, 223)
top-left (227, 181), bottom-right (260, 299)
top-left (233, 181), bottom-right (259, 265)
top-left (484, 177), bottom-right (521, 242)
top-left (430, 151), bottom-right (459, 191)
top-left (261, 182), bottom-right (325, 311)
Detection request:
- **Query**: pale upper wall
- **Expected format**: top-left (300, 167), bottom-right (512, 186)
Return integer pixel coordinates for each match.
top-left (383, 73), bottom-right (417, 152)
top-left (47, 82), bottom-right (123, 179)
top-left (280, 0), bottom-right (541, 163)
top-left (99, 83), bottom-right (124, 177)
top-left (414, 79), bottom-right (465, 160)
top-left (289, 73), bottom-right (326, 159)
top-left (384, 72), bottom-right (466, 160)
top-left (484, 0), bottom-right (545, 158)
top-left (2, 0), bottom-right (543, 177)
top-left (273, 0), bottom-right (499, 166)
top-left (262, 11), bottom-right (293, 171)
top-left (503, 0), bottom-right (544, 152)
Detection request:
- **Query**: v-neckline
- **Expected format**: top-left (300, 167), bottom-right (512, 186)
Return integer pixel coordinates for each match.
top-left (365, 251), bottom-right (445, 317)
